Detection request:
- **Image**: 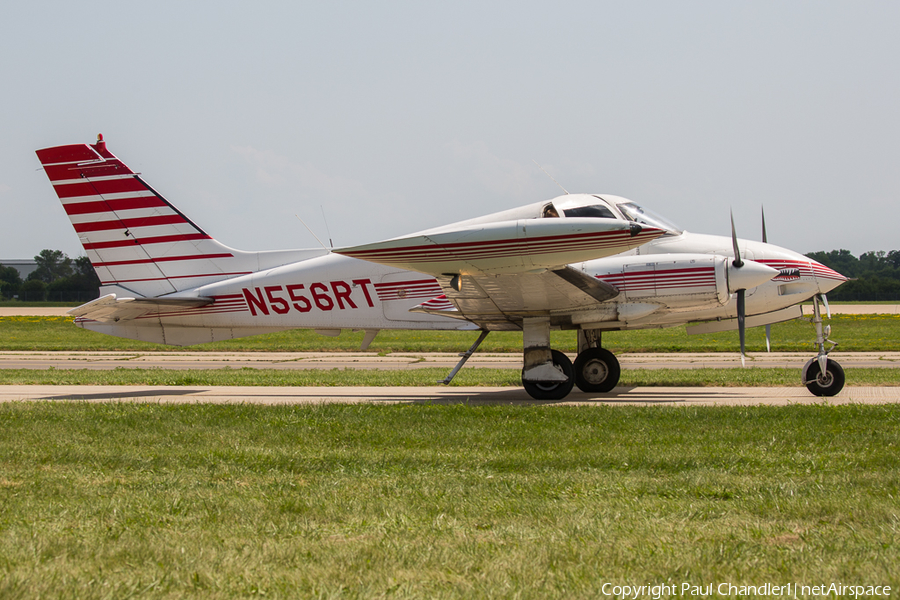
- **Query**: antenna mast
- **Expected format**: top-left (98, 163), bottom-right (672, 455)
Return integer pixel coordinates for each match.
top-left (294, 214), bottom-right (329, 251)
top-left (320, 205), bottom-right (334, 248)
top-left (532, 160), bottom-right (569, 195)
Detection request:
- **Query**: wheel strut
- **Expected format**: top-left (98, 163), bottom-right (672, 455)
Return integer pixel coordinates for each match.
top-left (439, 330), bottom-right (489, 385)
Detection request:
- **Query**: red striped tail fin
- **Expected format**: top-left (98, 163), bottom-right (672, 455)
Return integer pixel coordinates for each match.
top-left (36, 135), bottom-right (255, 298)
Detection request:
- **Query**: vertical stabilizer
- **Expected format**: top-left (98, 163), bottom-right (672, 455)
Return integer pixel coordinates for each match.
top-left (36, 135), bottom-right (320, 298)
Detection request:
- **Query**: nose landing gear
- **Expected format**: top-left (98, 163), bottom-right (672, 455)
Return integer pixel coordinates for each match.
top-left (802, 294), bottom-right (844, 397)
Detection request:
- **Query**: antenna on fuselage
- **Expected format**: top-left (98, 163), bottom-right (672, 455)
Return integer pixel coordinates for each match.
top-left (532, 160), bottom-right (569, 195)
top-left (295, 214), bottom-right (330, 252)
top-left (320, 205), bottom-right (334, 248)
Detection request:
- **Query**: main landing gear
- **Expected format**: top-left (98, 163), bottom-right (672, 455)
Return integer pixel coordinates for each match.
top-left (520, 322), bottom-right (619, 400)
top-left (801, 294), bottom-right (844, 397)
top-left (522, 349), bottom-right (575, 400)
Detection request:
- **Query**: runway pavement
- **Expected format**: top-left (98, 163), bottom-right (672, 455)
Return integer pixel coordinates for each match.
top-left (0, 350), bottom-right (897, 371)
top-left (1, 384), bottom-right (898, 406)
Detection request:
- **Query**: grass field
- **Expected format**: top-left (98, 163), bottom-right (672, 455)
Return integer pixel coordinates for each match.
top-left (2, 314), bottom-right (900, 353)
top-left (0, 402), bottom-right (897, 599)
top-left (0, 366), bottom-right (899, 387)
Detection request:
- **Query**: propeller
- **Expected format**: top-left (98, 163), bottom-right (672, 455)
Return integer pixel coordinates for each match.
top-left (762, 206), bottom-right (771, 351)
top-left (727, 211), bottom-right (779, 366)
top-left (730, 211), bottom-right (747, 366)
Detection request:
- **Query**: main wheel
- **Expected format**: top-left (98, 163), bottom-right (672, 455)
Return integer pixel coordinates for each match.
top-left (803, 359), bottom-right (845, 397)
top-left (522, 350), bottom-right (575, 400)
top-left (573, 347), bottom-right (621, 393)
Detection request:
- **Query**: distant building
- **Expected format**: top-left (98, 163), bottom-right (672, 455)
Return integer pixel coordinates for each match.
top-left (0, 259), bottom-right (38, 280)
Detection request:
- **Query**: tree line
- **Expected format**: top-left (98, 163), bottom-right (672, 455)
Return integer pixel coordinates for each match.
top-left (805, 249), bottom-right (900, 301)
top-left (0, 250), bottom-right (101, 302)
top-left (2, 248), bottom-right (899, 303)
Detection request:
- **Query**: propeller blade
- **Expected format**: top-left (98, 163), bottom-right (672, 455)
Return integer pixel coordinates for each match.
top-left (730, 210), bottom-right (743, 268)
top-left (737, 289), bottom-right (746, 367)
top-left (761, 206), bottom-right (768, 244)
top-left (765, 324), bottom-right (771, 353)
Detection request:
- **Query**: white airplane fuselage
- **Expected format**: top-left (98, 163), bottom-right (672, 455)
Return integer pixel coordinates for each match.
top-left (78, 224), bottom-right (843, 346)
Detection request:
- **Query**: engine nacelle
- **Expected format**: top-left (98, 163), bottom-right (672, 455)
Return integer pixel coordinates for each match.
top-left (594, 254), bottom-right (729, 309)
top-left (572, 254), bottom-right (777, 325)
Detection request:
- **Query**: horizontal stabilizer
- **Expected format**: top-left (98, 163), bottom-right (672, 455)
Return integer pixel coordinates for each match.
top-left (68, 293), bottom-right (213, 323)
top-left (335, 218), bottom-right (662, 276)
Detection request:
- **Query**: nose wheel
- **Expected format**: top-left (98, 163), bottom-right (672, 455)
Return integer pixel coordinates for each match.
top-left (803, 359), bottom-right (845, 397)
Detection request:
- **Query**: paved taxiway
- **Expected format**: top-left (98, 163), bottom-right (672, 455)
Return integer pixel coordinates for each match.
top-left (0, 350), bottom-right (898, 371)
top-left (1, 385), bottom-right (897, 406)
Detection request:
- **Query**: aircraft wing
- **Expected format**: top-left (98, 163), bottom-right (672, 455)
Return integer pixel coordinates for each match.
top-left (334, 218), bottom-right (662, 276)
top-left (68, 293), bottom-right (213, 323)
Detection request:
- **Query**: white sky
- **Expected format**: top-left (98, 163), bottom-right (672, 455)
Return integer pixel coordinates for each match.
top-left (1, 2), bottom-right (897, 260)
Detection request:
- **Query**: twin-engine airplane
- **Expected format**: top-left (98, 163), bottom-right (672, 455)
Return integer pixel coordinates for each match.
top-left (36, 136), bottom-right (848, 400)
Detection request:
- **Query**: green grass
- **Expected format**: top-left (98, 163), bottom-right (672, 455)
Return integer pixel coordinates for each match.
top-left (0, 366), bottom-right (898, 387)
top-left (0, 403), bottom-right (897, 598)
top-left (3, 314), bottom-right (900, 352)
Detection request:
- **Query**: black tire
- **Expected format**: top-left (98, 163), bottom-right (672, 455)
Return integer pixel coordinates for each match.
top-left (804, 359), bottom-right (845, 397)
top-left (522, 349), bottom-right (575, 400)
top-left (573, 347), bottom-right (621, 393)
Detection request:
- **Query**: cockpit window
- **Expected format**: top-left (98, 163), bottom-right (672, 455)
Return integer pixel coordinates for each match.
top-left (541, 203), bottom-right (560, 218)
top-left (562, 204), bottom-right (617, 219)
top-left (618, 201), bottom-right (682, 235)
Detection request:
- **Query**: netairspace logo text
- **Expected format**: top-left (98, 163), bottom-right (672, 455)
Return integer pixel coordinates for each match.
top-left (599, 582), bottom-right (892, 599)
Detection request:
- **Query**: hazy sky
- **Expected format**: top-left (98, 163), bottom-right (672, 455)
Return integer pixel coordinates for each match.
top-left (1, 2), bottom-right (897, 260)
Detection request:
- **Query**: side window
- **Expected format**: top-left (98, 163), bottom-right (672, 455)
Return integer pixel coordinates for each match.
top-left (563, 205), bottom-right (617, 219)
top-left (542, 204), bottom-right (560, 218)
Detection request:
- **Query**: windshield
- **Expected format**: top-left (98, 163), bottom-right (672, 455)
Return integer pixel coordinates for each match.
top-left (561, 204), bottom-right (617, 219)
top-left (618, 202), bottom-right (682, 235)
